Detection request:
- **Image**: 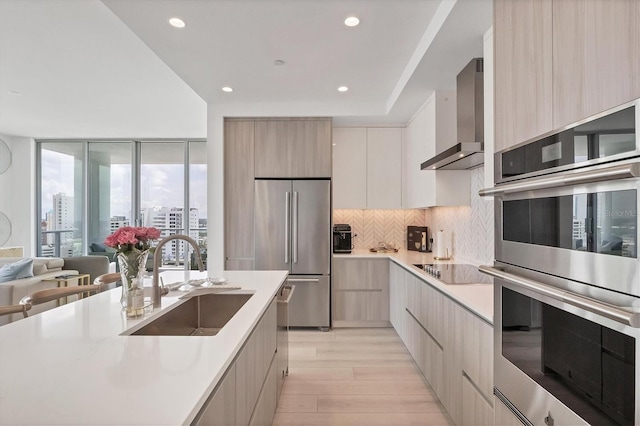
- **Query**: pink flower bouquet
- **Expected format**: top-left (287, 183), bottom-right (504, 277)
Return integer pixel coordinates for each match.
top-left (104, 226), bottom-right (161, 253)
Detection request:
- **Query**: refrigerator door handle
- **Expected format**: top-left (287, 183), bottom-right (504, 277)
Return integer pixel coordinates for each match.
top-left (292, 191), bottom-right (298, 264)
top-left (284, 191), bottom-right (290, 264)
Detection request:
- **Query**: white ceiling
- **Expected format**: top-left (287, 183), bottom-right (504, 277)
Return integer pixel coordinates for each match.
top-left (0, 0), bottom-right (492, 139)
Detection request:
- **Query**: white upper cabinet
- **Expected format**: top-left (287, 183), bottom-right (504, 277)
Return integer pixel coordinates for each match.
top-left (332, 128), bottom-right (367, 209)
top-left (366, 128), bottom-right (402, 209)
top-left (332, 127), bottom-right (402, 209)
top-left (403, 91), bottom-right (470, 208)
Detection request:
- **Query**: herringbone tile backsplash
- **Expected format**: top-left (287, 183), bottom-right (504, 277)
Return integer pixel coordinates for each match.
top-left (333, 167), bottom-right (494, 264)
top-left (426, 167), bottom-right (495, 264)
top-left (333, 209), bottom-right (426, 250)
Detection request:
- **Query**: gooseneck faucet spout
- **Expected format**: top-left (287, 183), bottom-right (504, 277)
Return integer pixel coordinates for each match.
top-left (152, 234), bottom-right (205, 308)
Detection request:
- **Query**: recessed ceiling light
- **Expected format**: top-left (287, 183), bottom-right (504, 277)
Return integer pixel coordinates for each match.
top-left (344, 16), bottom-right (360, 27)
top-left (222, 86), bottom-right (233, 93)
top-left (169, 17), bottom-right (186, 28)
top-left (338, 86), bottom-right (349, 92)
top-left (459, 153), bottom-right (465, 157)
top-left (432, 166), bottom-right (436, 169)
top-left (274, 59), bottom-right (285, 66)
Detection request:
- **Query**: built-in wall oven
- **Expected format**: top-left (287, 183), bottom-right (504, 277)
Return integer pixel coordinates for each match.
top-left (481, 99), bottom-right (640, 425)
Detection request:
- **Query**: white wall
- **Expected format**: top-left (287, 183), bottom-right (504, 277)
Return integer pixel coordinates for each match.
top-left (206, 107), bottom-right (225, 273)
top-left (0, 134), bottom-right (36, 256)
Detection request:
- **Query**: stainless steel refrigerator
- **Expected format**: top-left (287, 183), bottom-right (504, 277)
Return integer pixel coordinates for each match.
top-left (255, 179), bottom-right (330, 329)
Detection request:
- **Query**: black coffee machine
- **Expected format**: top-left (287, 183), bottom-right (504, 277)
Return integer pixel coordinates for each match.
top-left (333, 224), bottom-right (352, 253)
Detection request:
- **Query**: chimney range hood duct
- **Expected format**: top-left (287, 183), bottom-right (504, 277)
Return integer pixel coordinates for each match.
top-left (421, 58), bottom-right (484, 170)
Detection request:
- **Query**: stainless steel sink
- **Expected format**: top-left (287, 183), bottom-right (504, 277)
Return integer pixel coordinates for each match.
top-left (131, 292), bottom-right (253, 336)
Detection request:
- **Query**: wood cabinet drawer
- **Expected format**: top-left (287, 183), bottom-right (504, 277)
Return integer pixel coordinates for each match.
top-left (333, 290), bottom-right (389, 323)
top-left (462, 374), bottom-right (494, 426)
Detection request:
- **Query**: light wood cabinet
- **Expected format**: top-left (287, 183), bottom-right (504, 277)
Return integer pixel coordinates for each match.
top-left (387, 263), bottom-right (493, 426)
top-left (236, 300), bottom-right (277, 425)
top-left (255, 118), bottom-right (332, 178)
top-left (552, 0), bottom-right (640, 128)
top-left (421, 282), bottom-right (444, 345)
top-left (403, 92), bottom-right (470, 208)
top-left (366, 128), bottom-right (402, 209)
top-left (462, 309), bottom-right (494, 402)
top-left (420, 326), bottom-right (444, 397)
top-left (462, 375), bottom-right (494, 426)
top-left (404, 309), bottom-right (423, 367)
top-left (195, 364), bottom-right (236, 426)
top-left (224, 120), bottom-right (255, 270)
top-left (195, 299), bottom-right (278, 426)
top-left (248, 353), bottom-right (278, 426)
top-left (441, 298), bottom-right (464, 425)
top-left (389, 263), bottom-right (407, 341)
top-left (494, 0), bottom-right (553, 152)
top-left (291, 119), bottom-right (332, 178)
top-left (333, 258), bottom-right (390, 327)
top-left (494, 0), bottom-right (638, 155)
top-left (332, 128), bottom-right (367, 208)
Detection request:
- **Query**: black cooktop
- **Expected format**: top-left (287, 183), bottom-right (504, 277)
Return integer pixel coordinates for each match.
top-left (413, 263), bottom-right (492, 284)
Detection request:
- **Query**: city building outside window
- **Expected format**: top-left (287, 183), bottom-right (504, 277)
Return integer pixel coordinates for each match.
top-left (37, 140), bottom-right (207, 270)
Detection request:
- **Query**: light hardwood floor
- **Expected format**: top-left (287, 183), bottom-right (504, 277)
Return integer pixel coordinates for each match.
top-left (273, 328), bottom-right (454, 426)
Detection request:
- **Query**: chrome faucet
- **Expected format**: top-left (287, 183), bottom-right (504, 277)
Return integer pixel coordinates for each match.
top-left (152, 234), bottom-right (205, 308)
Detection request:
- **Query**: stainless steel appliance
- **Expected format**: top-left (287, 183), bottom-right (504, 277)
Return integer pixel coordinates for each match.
top-left (481, 99), bottom-right (640, 425)
top-left (333, 224), bottom-right (352, 253)
top-left (407, 226), bottom-right (429, 252)
top-left (255, 179), bottom-right (330, 330)
top-left (421, 58), bottom-right (484, 170)
top-left (413, 263), bottom-right (492, 284)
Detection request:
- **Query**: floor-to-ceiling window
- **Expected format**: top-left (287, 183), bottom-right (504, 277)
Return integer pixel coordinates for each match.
top-left (37, 139), bottom-right (207, 270)
top-left (39, 142), bottom-right (84, 257)
top-left (140, 141), bottom-right (185, 266)
top-left (88, 142), bottom-right (132, 254)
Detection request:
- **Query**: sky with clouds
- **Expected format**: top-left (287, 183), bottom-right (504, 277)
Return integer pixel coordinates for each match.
top-left (41, 147), bottom-right (207, 222)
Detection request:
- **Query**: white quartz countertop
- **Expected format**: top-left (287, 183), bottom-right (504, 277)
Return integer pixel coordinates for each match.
top-left (334, 249), bottom-right (493, 324)
top-left (0, 270), bottom-right (288, 426)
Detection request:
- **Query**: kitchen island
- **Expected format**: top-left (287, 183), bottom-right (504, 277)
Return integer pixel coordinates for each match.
top-left (0, 270), bottom-right (288, 426)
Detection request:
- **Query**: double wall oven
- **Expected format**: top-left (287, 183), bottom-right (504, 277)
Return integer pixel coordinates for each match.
top-left (481, 99), bottom-right (640, 425)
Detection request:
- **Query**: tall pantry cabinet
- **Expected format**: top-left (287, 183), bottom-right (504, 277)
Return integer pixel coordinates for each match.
top-left (494, 0), bottom-right (640, 153)
top-left (224, 118), bottom-right (332, 270)
top-left (224, 120), bottom-right (255, 270)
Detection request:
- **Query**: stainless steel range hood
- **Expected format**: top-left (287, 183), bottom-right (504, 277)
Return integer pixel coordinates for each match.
top-left (421, 58), bottom-right (484, 170)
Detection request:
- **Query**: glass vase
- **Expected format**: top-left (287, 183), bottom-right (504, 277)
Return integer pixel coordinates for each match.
top-left (117, 250), bottom-right (149, 317)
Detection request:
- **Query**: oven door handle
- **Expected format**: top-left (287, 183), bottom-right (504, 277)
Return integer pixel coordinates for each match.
top-left (479, 161), bottom-right (640, 197)
top-left (479, 265), bottom-right (640, 328)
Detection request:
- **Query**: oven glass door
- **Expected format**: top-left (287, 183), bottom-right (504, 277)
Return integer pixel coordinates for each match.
top-left (500, 103), bottom-right (637, 181)
top-left (503, 189), bottom-right (637, 257)
top-left (497, 178), bottom-right (640, 297)
top-left (500, 285), bottom-right (637, 426)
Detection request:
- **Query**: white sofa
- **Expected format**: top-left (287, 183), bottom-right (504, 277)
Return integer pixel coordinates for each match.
top-left (0, 257), bottom-right (78, 325)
